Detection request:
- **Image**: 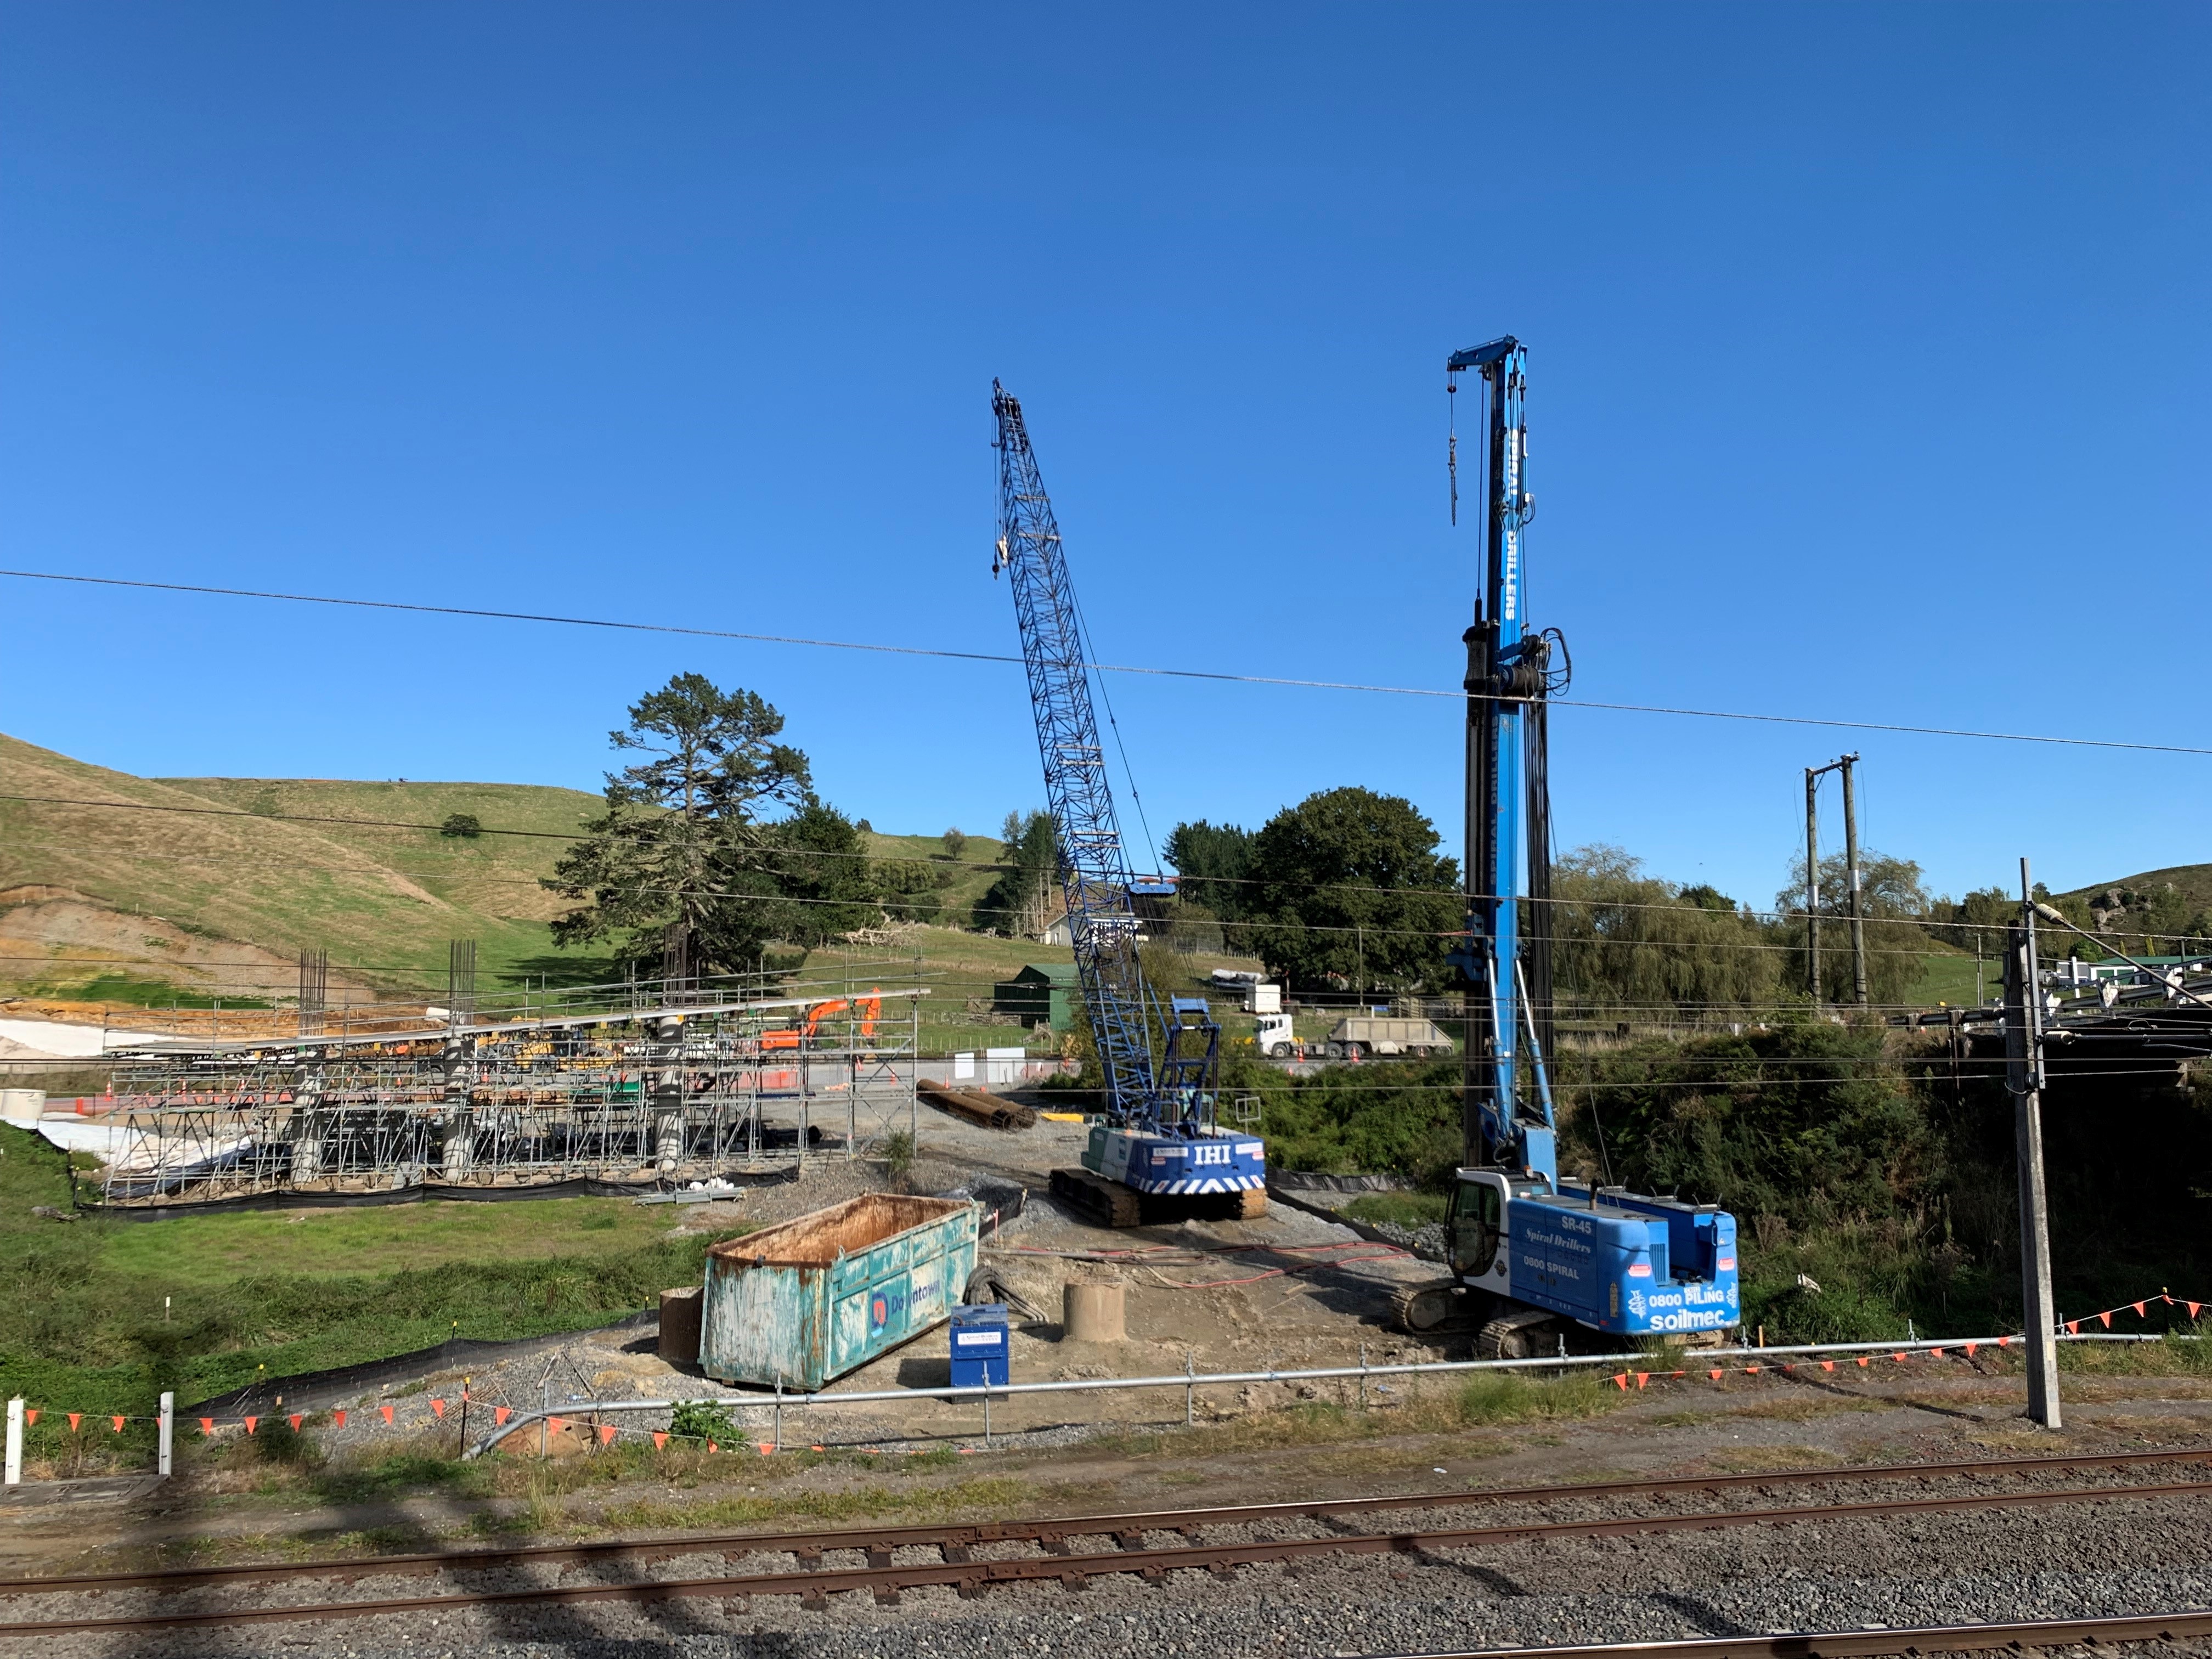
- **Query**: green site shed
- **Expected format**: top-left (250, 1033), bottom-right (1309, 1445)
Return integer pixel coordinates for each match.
top-left (994, 962), bottom-right (1079, 1030)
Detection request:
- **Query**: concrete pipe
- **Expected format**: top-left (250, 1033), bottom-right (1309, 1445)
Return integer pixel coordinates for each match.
top-left (1063, 1280), bottom-right (1125, 1343)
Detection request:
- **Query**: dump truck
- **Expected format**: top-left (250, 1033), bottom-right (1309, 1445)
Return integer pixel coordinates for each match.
top-left (1251, 1012), bottom-right (1455, 1060)
top-left (1323, 1015), bottom-right (1453, 1060)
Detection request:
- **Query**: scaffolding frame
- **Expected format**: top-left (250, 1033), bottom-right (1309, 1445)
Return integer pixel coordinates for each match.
top-left (98, 967), bottom-right (924, 1206)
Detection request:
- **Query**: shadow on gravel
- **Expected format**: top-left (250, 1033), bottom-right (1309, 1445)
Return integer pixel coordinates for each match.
top-left (1650, 1590), bottom-right (1760, 1637)
top-left (1778, 1369), bottom-right (1986, 1423)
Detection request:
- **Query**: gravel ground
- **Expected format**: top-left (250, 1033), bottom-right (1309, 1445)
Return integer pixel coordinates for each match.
top-left (9, 1469), bottom-right (2212, 1657)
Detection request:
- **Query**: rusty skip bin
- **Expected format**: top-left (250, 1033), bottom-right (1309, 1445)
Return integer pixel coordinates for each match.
top-left (698, 1193), bottom-right (980, 1390)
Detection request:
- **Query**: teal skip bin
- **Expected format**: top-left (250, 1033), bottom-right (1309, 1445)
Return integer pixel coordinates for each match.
top-left (697, 1193), bottom-right (979, 1390)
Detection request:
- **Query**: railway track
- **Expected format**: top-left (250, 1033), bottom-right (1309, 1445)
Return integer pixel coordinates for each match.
top-left (1376, 1609), bottom-right (2212, 1658)
top-left (2, 1447), bottom-right (2207, 1637)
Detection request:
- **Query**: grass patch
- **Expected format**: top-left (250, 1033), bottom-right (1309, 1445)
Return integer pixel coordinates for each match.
top-left (1706, 1443), bottom-right (1842, 1472)
top-left (0, 1124), bottom-right (748, 1435)
top-left (600, 1475), bottom-right (1028, 1534)
top-left (1342, 1191), bottom-right (1447, 1228)
top-left (95, 1195), bottom-right (685, 1285)
top-left (27, 973), bottom-right (271, 1011)
top-left (314, 1448), bottom-right (495, 1505)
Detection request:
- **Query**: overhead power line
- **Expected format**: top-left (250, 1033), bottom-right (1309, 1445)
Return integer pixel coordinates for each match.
top-left (4, 566), bottom-right (2209, 757)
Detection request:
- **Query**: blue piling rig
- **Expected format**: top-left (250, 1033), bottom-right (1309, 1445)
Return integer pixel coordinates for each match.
top-left (991, 381), bottom-right (1264, 1227)
top-left (1395, 338), bottom-right (1739, 1354)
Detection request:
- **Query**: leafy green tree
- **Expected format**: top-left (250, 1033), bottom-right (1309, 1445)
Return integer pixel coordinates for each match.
top-left (941, 827), bottom-right (967, 861)
top-left (750, 803), bottom-right (884, 946)
top-left (544, 673), bottom-right (814, 974)
top-left (871, 854), bottom-right (949, 926)
top-left (1164, 820), bottom-right (1256, 921)
top-left (1243, 788), bottom-right (1460, 992)
top-left (1551, 845), bottom-right (1780, 1014)
top-left (979, 810), bottom-right (1057, 938)
top-left (1774, 849), bottom-right (1934, 1006)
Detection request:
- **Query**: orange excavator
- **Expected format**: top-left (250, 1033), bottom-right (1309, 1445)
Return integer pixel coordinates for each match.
top-left (759, 991), bottom-right (884, 1050)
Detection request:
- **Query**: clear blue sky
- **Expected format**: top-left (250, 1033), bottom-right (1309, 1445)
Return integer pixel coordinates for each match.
top-left (3, 3), bottom-right (2205, 910)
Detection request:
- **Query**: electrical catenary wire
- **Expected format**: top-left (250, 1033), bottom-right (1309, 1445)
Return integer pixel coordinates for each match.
top-left (5, 566), bottom-right (2210, 757)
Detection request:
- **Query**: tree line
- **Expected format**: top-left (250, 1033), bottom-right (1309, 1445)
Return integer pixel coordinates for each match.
top-left (543, 673), bottom-right (2199, 1007)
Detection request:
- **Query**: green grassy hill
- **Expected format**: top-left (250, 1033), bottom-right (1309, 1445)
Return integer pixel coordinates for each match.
top-left (854, 828), bottom-right (1007, 929)
top-left (0, 733), bottom-right (598, 1002)
top-left (2060, 864), bottom-right (2212, 912)
top-left (0, 731), bottom-right (1038, 1013)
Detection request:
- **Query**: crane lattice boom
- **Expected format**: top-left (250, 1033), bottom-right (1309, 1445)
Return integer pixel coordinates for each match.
top-left (991, 381), bottom-right (1180, 1127)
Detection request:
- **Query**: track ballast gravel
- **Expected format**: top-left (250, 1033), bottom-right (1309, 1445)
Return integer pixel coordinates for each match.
top-left (6, 1463), bottom-right (2212, 1658)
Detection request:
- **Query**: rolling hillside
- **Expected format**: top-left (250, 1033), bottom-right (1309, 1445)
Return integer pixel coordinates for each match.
top-left (0, 733), bottom-right (598, 1005)
top-left (0, 732), bottom-right (1023, 1014)
top-left (2059, 864), bottom-right (2212, 915)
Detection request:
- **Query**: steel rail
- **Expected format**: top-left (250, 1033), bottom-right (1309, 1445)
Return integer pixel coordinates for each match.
top-left (4, 1446), bottom-right (2207, 1599)
top-left (3, 1471), bottom-right (2209, 1634)
top-left (1368, 1607), bottom-right (2212, 1659)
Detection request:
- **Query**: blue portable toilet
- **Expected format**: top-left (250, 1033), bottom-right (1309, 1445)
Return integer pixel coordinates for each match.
top-left (950, 1302), bottom-right (1009, 1387)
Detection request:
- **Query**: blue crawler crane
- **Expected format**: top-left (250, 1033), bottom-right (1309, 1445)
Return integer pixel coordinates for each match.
top-left (990, 381), bottom-right (1266, 1228)
top-left (1390, 337), bottom-right (1740, 1356)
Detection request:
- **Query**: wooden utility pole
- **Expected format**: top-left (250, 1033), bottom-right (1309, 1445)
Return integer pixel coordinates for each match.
top-left (2004, 856), bottom-right (2061, 1428)
top-left (1839, 754), bottom-right (1868, 1009)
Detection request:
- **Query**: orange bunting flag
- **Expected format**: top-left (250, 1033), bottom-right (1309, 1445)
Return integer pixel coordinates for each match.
top-left (2134, 1302), bottom-right (2147, 1317)
top-left (2099, 1311), bottom-right (2113, 1328)
top-left (380, 1406), bottom-right (394, 1426)
top-left (111, 1415), bottom-right (126, 1432)
top-left (494, 1407), bottom-right (512, 1427)
top-left (199, 1418), bottom-right (215, 1436)
top-left (1820, 1360), bottom-right (1836, 1372)
top-left (1855, 1356), bottom-right (1870, 1368)
top-left (1930, 1348), bottom-right (1945, 1359)
top-left (2067, 1321), bottom-right (2080, 1334)
top-left (67, 1413), bottom-right (81, 1432)
top-left (652, 1431), bottom-right (668, 1450)
top-left (1635, 1373), bottom-right (1650, 1389)
top-left (707, 1440), bottom-right (719, 1454)
top-left (244, 1417), bottom-right (258, 1435)
top-left (1964, 1343), bottom-right (1978, 1357)
top-left (1892, 1353), bottom-right (1908, 1364)
top-left (333, 1410), bottom-right (346, 1428)
top-left (430, 1400), bottom-right (446, 1419)
top-left (2192, 1304), bottom-right (2204, 1319)
top-left (1998, 1335), bottom-right (2012, 1346)
top-left (1742, 1366), bottom-right (1759, 1375)
top-left (20, 1410), bottom-right (34, 1427)
top-left (598, 1425), bottom-right (618, 1447)
top-left (289, 1415), bottom-right (304, 1433)
top-left (1708, 1368), bottom-right (1724, 1381)
top-left (548, 1417), bottom-right (566, 1435)
top-left (1612, 1374), bottom-right (1629, 1390)
top-left (756, 1442), bottom-right (774, 1457)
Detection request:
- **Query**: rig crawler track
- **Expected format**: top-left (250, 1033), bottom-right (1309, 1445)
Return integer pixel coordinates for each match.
top-left (2, 1449), bottom-right (2207, 1637)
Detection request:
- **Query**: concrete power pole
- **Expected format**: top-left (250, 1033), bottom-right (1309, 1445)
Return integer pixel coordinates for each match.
top-left (1805, 755), bottom-right (1864, 1010)
top-left (1839, 754), bottom-right (1868, 1009)
top-left (1803, 769), bottom-right (1821, 1005)
top-left (2005, 855), bottom-right (2062, 1428)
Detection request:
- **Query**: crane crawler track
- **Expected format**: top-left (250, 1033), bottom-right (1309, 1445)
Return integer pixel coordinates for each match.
top-left (3, 1449), bottom-right (2209, 1635)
